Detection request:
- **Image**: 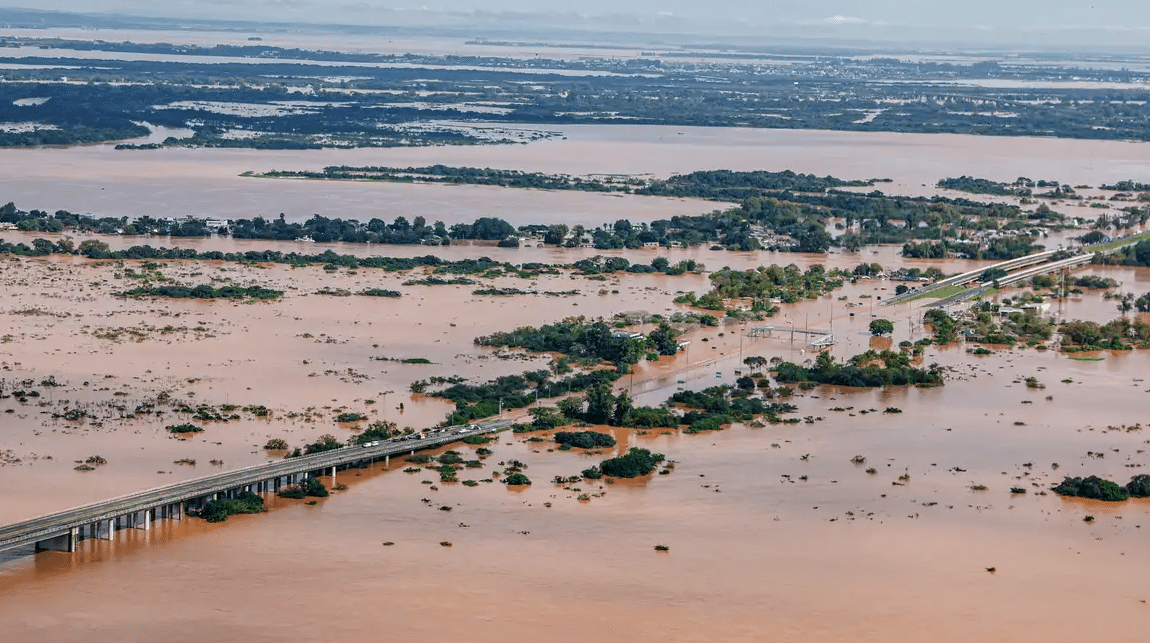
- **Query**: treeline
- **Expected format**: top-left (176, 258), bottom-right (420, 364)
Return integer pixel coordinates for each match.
top-left (1053, 475), bottom-right (1150, 501)
top-left (475, 317), bottom-right (682, 366)
top-left (261, 167), bottom-right (879, 199)
top-left (1094, 239), bottom-right (1150, 267)
top-left (434, 369), bottom-right (623, 426)
top-left (774, 350), bottom-right (944, 388)
top-left (704, 264), bottom-right (844, 304)
top-left (0, 238), bottom-right (548, 275)
top-left (1059, 318), bottom-right (1150, 351)
top-left (1099, 181), bottom-right (1150, 192)
top-left (0, 175), bottom-right (1049, 256)
top-left (634, 169), bottom-right (882, 198)
top-left (902, 234), bottom-right (1043, 261)
top-left (117, 284), bottom-right (283, 300)
top-left (937, 176), bottom-right (1067, 197)
top-left (262, 165), bottom-right (640, 193)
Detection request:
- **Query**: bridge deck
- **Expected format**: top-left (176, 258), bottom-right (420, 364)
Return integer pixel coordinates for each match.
top-left (0, 419), bottom-right (513, 553)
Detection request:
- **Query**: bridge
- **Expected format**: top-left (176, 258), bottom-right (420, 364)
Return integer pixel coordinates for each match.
top-left (920, 252), bottom-right (1095, 310)
top-left (885, 249), bottom-right (1062, 306)
top-left (888, 229), bottom-right (1150, 308)
top-left (748, 325), bottom-right (834, 349)
top-left (0, 419), bottom-right (514, 556)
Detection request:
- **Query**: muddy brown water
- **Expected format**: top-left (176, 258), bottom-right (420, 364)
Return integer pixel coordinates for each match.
top-left (5, 125), bottom-right (1150, 227)
top-left (2, 235), bottom-right (1150, 640)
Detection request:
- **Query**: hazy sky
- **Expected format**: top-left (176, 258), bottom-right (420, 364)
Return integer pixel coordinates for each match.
top-left (6, 1), bottom-right (1150, 48)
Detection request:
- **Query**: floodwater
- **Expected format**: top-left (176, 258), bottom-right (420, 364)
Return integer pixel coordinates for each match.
top-left (3, 125), bottom-right (1150, 227)
top-left (3, 108), bottom-right (1150, 638)
top-left (2, 233), bottom-right (1150, 640)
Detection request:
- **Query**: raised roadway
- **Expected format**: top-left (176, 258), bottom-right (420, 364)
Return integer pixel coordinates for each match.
top-left (0, 418), bottom-right (516, 554)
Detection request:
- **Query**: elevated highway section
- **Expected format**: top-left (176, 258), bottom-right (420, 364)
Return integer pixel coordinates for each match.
top-left (0, 419), bottom-right (513, 555)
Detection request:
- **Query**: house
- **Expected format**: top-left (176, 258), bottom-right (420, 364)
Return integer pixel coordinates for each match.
top-left (611, 330), bottom-right (643, 340)
top-left (642, 241), bottom-right (660, 249)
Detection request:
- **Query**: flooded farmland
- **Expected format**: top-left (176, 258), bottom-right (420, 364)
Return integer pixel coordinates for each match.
top-left (4, 125), bottom-right (1150, 227)
top-left (0, 116), bottom-right (1145, 643)
top-left (2, 210), bottom-right (1150, 640)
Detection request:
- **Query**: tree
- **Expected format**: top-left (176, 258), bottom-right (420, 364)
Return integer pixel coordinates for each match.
top-left (647, 322), bottom-right (680, 356)
top-left (612, 391), bottom-right (634, 426)
top-left (556, 396), bottom-right (584, 420)
top-left (1118, 292), bottom-right (1135, 315)
top-left (1136, 293), bottom-right (1150, 313)
top-left (543, 224), bottom-right (568, 245)
top-left (78, 239), bottom-right (110, 257)
top-left (584, 380), bottom-right (615, 425)
top-left (743, 355), bottom-right (768, 370)
top-left (869, 318), bottom-right (895, 336)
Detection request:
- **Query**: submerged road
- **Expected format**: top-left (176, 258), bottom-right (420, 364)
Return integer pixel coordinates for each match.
top-left (0, 418), bottom-right (515, 554)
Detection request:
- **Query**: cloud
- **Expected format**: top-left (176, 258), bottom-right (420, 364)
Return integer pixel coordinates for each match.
top-left (824, 15), bottom-right (866, 24)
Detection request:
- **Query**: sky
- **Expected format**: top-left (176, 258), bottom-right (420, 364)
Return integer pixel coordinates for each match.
top-left (5, 1), bottom-right (1150, 49)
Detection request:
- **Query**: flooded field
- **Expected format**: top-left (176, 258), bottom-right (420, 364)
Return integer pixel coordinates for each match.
top-left (2, 222), bottom-right (1150, 640)
top-left (3, 125), bottom-right (1150, 227)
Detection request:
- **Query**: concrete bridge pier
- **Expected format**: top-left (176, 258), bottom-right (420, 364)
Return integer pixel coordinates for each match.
top-left (35, 527), bottom-right (79, 553)
top-left (330, 466), bottom-right (336, 484)
top-left (96, 519), bottom-right (115, 540)
top-left (132, 509), bottom-right (151, 531)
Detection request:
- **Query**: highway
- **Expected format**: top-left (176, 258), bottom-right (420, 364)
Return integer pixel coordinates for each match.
top-left (0, 418), bottom-right (515, 554)
top-left (887, 231), bottom-right (1150, 308)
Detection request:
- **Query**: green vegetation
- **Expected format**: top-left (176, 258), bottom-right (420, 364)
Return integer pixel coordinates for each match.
top-left (869, 318), bottom-right (894, 336)
top-left (462, 434), bottom-right (493, 445)
top-left (166, 423), bottom-right (204, 434)
top-left (118, 284), bottom-right (283, 300)
top-left (1059, 318), bottom-right (1150, 350)
top-left (335, 412), bottom-right (368, 423)
top-left (905, 284), bottom-right (968, 301)
top-left (263, 438), bottom-right (289, 450)
top-left (504, 473), bottom-right (532, 486)
top-left (476, 317), bottom-right (652, 366)
top-left (286, 434), bottom-right (343, 457)
top-left (197, 492), bottom-right (265, 523)
top-left (554, 431), bottom-right (617, 449)
top-left (681, 264), bottom-right (843, 315)
top-left (599, 448), bottom-right (664, 478)
top-left (774, 350), bottom-right (943, 388)
top-left (1052, 476), bottom-right (1129, 501)
top-left (350, 421), bottom-right (403, 445)
top-left (277, 478), bottom-right (329, 499)
top-left (360, 289), bottom-right (402, 297)
top-left (936, 176), bottom-right (1042, 197)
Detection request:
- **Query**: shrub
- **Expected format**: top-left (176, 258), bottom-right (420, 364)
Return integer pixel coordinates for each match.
top-left (263, 438), bottom-right (289, 450)
top-left (554, 431), bottom-right (617, 449)
top-left (438, 451), bottom-right (465, 465)
top-left (1052, 476), bottom-right (1128, 501)
top-left (198, 492), bottom-right (265, 523)
top-left (166, 423), bottom-right (204, 434)
top-left (1127, 474), bottom-right (1150, 497)
top-left (335, 412), bottom-right (368, 422)
top-left (504, 473), bottom-right (532, 486)
top-left (599, 448), bottom-right (663, 478)
top-left (462, 435), bottom-right (493, 444)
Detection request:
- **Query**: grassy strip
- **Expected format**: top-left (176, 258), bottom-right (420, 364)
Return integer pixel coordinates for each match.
top-left (904, 284), bottom-right (970, 301)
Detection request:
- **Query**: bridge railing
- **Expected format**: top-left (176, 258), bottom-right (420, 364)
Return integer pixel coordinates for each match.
top-left (0, 421), bottom-right (510, 550)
